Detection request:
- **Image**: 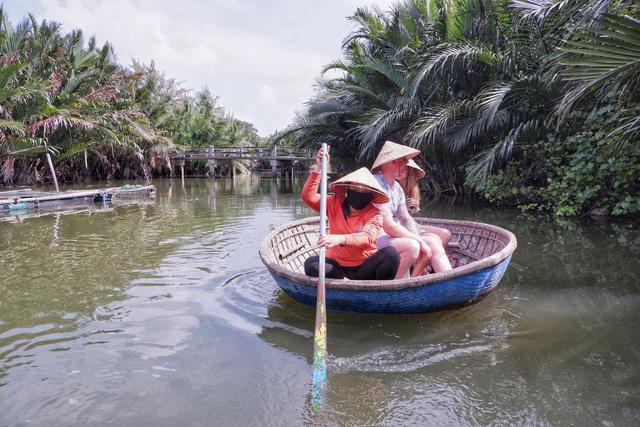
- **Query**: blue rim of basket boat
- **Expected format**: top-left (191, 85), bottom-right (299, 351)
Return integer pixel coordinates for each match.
top-left (259, 217), bottom-right (517, 293)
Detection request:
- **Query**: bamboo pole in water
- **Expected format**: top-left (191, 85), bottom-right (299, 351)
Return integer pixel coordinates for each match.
top-left (45, 152), bottom-right (60, 192)
top-left (311, 143), bottom-right (328, 413)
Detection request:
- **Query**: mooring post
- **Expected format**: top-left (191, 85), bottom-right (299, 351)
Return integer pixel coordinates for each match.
top-left (46, 152), bottom-right (60, 192)
top-left (271, 146), bottom-right (278, 177)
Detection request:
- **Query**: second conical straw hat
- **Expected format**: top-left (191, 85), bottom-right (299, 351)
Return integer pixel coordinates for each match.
top-left (407, 159), bottom-right (426, 179)
top-left (329, 167), bottom-right (389, 204)
top-left (371, 140), bottom-right (420, 171)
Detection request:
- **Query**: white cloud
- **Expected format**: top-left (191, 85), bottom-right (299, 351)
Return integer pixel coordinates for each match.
top-left (4, 0), bottom-right (398, 135)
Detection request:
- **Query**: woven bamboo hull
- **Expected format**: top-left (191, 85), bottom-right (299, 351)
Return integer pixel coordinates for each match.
top-left (268, 256), bottom-right (511, 314)
top-left (259, 217), bottom-right (517, 314)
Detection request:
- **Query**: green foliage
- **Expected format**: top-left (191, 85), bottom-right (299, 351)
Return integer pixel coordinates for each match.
top-left (282, 0), bottom-right (639, 216)
top-left (0, 10), bottom-right (262, 185)
top-left (472, 106), bottom-right (640, 217)
top-left (559, 12), bottom-right (640, 144)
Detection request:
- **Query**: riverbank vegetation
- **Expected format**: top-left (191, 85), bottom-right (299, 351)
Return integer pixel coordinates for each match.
top-left (281, 0), bottom-right (640, 218)
top-left (0, 7), bottom-right (264, 186)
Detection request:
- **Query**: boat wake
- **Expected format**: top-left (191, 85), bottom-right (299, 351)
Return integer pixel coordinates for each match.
top-left (330, 341), bottom-right (494, 374)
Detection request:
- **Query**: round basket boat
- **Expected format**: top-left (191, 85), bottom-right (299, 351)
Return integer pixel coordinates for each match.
top-left (259, 217), bottom-right (517, 314)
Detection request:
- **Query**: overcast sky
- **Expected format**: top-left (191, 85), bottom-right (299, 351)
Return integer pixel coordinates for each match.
top-left (4, 0), bottom-right (395, 136)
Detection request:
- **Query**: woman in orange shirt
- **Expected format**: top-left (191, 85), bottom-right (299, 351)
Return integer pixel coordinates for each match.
top-left (302, 147), bottom-right (400, 280)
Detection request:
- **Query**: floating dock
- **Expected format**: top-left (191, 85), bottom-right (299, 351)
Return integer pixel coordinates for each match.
top-left (0, 184), bottom-right (155, 209)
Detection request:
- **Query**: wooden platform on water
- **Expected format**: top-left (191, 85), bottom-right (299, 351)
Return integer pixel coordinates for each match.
top-left (0, 185), bottom-right (155, 207)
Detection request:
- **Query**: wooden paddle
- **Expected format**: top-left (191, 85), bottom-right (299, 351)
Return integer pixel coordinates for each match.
top-left (311, 143), bottom-right (328, 413)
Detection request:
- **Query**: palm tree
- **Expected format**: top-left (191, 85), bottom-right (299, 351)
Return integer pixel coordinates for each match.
top-left (510, 0), bottom-right (639, 143)
top-left (0, 6), bottom-right (270, 186)
top-left (281, 0), bottom-right (562, 193)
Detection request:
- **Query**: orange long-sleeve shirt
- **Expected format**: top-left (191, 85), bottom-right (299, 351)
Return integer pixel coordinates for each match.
top-left (301, 171), bottom-right (383, 267)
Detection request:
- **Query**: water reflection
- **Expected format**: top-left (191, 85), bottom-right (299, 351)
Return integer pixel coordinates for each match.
top-left (0, 177), bottom-right (638, 426)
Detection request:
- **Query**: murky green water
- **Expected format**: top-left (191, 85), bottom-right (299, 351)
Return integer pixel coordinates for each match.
top-left (1, 177), bottom-right (639, 426)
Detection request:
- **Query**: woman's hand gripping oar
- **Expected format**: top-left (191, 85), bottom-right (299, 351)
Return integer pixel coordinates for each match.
top-left (311, 143), bottom-right (329, 413)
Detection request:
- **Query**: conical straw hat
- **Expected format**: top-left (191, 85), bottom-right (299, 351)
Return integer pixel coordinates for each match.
top-left (329, 167), bottom-right (389, 204)
top-left (371, 140), bottom-right (420, 171)
top-left (407, 159), bottom-right (426, 179)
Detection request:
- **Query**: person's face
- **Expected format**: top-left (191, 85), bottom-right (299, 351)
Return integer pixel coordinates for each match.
top-left (380, 157), bottom-right (408, 179)
top-left (394, 158), bottom-right (408, 179)
top-left (396, 160), bottom-right (408, 180)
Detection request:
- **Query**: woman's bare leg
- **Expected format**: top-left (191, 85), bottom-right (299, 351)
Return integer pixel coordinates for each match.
top-left (411, 254), bottom-right (431, 277)
top-left (389, 238), bottom-right (419, 279)
top-left (420, 225), bottom-right (452, 246)
top-left (422, 233), bottom-right (452, 272)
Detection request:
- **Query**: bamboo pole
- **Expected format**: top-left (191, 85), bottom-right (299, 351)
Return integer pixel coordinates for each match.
top-left (311, 143), bottom-right (328, 413)
top-left (45, 152), bottom-right (60, 192)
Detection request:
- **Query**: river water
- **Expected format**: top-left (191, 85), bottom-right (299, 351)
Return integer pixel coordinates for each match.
top-left (1, 177), bottom-right (638, 426)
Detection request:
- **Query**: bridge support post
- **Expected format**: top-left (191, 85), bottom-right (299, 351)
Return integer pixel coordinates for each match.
top-left (270, 159), bottom-right (281, 177)
top-left (175, 159), bottom-right (186, 184)
top-left (208, 160), bottom-right (216, 178)
top-left (281, 160), bottom-right (292, 179)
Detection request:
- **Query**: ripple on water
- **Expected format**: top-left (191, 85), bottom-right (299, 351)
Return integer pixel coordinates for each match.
top-left (331, 341), bottom-right (494, 374)
top-left (201, 269), bottom-right (279, 335)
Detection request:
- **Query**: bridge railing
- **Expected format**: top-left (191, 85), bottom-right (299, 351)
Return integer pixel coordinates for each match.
top-left (175, 146), bottom-right (313, 160)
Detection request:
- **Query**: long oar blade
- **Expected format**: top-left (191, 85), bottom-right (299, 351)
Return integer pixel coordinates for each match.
top-left (311, 143), bottom-right (328, 412)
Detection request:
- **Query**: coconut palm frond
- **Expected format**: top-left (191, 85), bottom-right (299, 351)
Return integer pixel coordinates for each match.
top-left (608, 108), bottom-right (640, 151)
top-left (356, 56), bottom-right (406, 90)
top-left (338, 84), bottom-right (389, 107)
top-left (343, 6), bottom-right (387, 48)
top-left (466, 118), bottom-right (542, 182)
top-left (355, 106), bottom-right (414, 158)
top-left (408, 100), bottom-right (476, 147)
top-left (509, 0), bottom-right (568, 22)
top-left (57, 140), bottom-right (94, 160)
top-left (321, 59), bottom-right (352, 75)
top-left (409, 43), bottom-right (502, 96)
top-left (443, 0), bottom-right (471, 42)
top-left (558, 13), bottom-right (640, 119)
top-left (510, 0), bottom-right (610, 27)
top-left (0, 63), bottom-right (25, 87)
top-left (448, 109), bottom-right (515, 152)
top-left (4, 137), bottom-right (49, 156)
top-left (81, 85), bottom-right (118, 102)
top-left (477, 82), bottom-right (513, 123)
top-left (60, 68), bottom-right (100, 97)
top-left (0, 119), bottom-right (24, 132)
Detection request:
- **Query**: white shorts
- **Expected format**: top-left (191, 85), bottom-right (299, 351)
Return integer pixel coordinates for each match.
top-left (376, 234), bottom-right (394, 249)
top-left (376, 234), bottom-right (410, 279)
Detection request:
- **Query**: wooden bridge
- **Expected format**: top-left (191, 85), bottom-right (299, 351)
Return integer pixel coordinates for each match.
top-left (172, 146), bottom-right (314, 178)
